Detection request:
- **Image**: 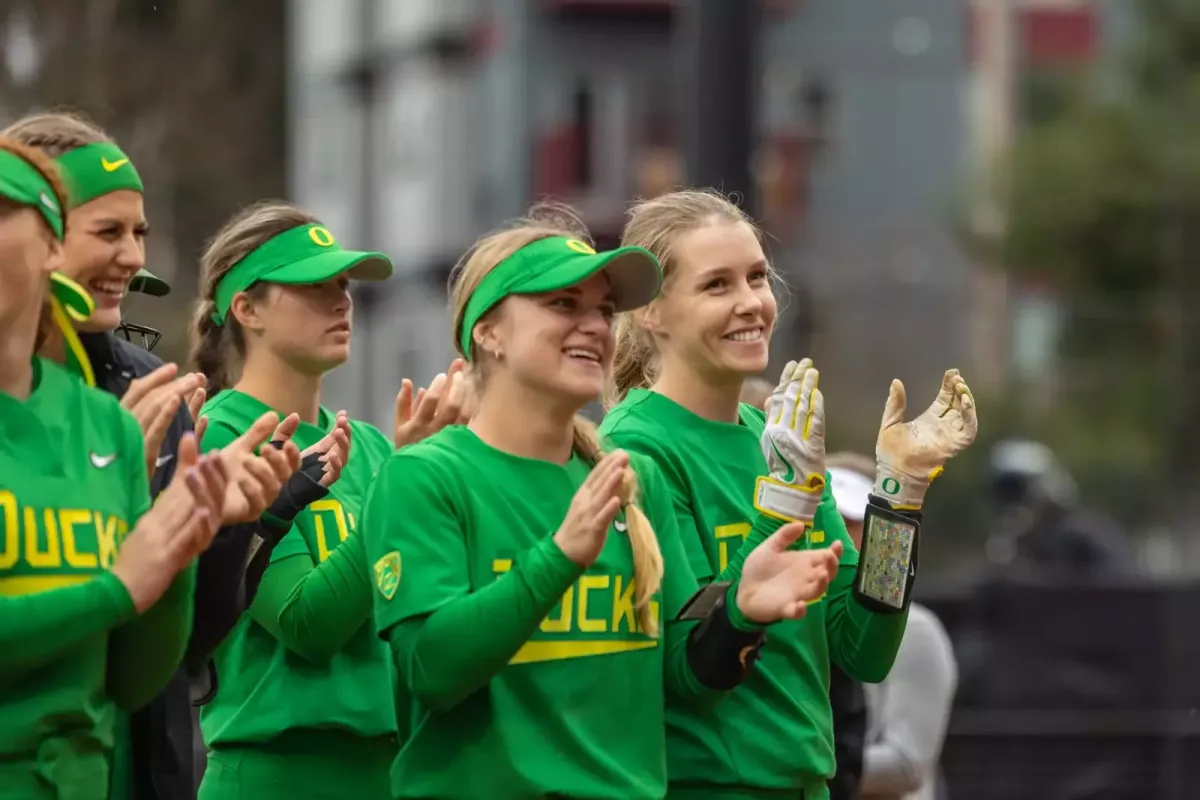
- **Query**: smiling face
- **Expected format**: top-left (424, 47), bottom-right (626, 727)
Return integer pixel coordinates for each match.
top-left (646, 220), bottom-right (776, 384)
top-left (233, 274), bottom-right (354, 376)
top-left (476, 271), bottom-right (616, 408)
top-left (60, 189), bottom-right (147, 332)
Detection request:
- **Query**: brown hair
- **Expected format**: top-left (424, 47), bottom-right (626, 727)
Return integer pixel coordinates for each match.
top-left (450, 202), bottom-right (665, 636)
top-left (607, 189), bottom-right (768, 407)
top-left (0, 136), bottom-right (71, 350)
top-left (2, 109), bottom-right (111, 158)
top-left (188, 200), bottom-right (318, 394)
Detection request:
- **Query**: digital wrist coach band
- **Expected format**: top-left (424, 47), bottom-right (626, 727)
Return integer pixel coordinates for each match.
top-left (852, 494), bottom-right (920, 614)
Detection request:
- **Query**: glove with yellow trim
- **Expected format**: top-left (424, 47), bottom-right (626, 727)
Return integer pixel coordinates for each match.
top-left (754, 359), bottom-right (826, 524)
top-left (874, 369), bottom-right (978, 509)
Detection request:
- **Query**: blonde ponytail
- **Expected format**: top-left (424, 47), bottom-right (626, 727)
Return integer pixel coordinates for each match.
top-left (571, 415), bottom-right (664, 637)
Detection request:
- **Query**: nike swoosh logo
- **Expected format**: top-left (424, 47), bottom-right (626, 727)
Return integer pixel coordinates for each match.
top-left (101, 157), bottom-right (129, 172)
top-left (769, 439), bottom-right (795, 484)
top-left (90, 452), bottom-right (117, 469)
top-left (156, 453), bottom-right (174, 468)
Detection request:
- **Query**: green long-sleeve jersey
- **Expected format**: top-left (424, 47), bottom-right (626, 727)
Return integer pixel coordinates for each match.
top-left (198, 389), bottom-right (398, 753)
top-left (601, 390), bottom-right (909, 799)
top-left (0, 357), bottom-right (196, 800)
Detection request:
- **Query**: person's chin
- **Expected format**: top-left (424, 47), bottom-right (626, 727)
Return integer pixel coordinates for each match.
top-left (716, 347), bottom-right (769, 378)
top-left (79, 310), bottom-right (121, 334)
top-left (313, 343), bottom-right (351, 371)
top-left (553, 371), bottom-right (604, 408)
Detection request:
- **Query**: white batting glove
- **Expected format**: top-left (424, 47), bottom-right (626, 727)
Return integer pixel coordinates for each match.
top-left (874, 369), bottom-right (979, 509)
top-left (754, 359), bottom-right (827, 524)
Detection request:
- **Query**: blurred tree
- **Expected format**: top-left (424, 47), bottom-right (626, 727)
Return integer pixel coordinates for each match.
top-left (0, 0), bottom-right (287, 361)
top-left (993, 0), bottom-right (1200, 525)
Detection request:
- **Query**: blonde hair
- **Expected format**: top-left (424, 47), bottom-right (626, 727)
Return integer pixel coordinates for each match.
top-left (188, 200), bottom-right (318, 394)
top-left (608, 189), bottom-right (765, 407)
top-left (450, 202), bottom-right (665, 636)
top-left (2, 109), bottom-right (111, 158)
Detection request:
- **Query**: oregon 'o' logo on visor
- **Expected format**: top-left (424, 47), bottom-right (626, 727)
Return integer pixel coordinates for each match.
top-left (565, 239), bottom-right (596, 255)
top-left (309, 226), bottom-right (336, 247)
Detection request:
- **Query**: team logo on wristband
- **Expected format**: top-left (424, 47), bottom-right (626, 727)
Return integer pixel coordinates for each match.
top-left (374, 550), bottom-right (402, 600)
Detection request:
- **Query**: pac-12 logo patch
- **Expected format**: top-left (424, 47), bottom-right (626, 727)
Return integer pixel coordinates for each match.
top-left (374, 551), bottom-right (402, 600)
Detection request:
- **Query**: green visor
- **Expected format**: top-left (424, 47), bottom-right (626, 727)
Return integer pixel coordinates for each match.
top-left (130, 268), bottom-right (170, 297)
top-left (458, 236), bottom-right (662, 358)
top-left (212, 223), bottom-right (393, 325)
top-left (0, 148), bottom-right (64, 239)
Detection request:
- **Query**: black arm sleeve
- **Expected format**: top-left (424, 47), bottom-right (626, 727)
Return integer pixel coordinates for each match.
top-left (681, 583), bottom-right (766, 691)
top-left (185, 451), bottom-right (328, 666)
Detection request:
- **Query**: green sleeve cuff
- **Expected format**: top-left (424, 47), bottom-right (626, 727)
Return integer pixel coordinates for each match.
top-left (724, 582), bottom-right (767, 633)
top-left (531, 536), bottom-right (587, 603)
top-left (96, 571), bottom-right (137, 622)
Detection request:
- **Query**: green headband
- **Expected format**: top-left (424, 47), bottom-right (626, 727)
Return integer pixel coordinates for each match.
top-left (458, 236), bottom-right (663, 359)
top-left (55, 142), bottom-right (143, 208)
top-left (0, 149), bottom-right (64, 239)
top-left (211, 223), bottom-right (394, 325)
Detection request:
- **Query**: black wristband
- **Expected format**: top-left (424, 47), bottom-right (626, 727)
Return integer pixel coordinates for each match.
top-left (680, 582), bottom-right (766, 690)
top-left (867, 493), bottom-right (923, 523)
top-left (852, 498), bottom-right (920, 614)
top-left (265, 457), bottom-right (329, 523)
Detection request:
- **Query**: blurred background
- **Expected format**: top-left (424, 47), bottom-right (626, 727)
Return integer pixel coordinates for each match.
top-left (4, 0), bottom-right (1200, 796)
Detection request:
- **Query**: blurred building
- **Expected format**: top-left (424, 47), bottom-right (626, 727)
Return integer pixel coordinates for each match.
top-left (286, 0), bottom-right (1119, 433)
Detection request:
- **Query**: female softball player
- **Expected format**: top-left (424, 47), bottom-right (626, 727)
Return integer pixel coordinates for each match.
top-left (600, 188), bottom-right (978, 799)
top-left (0, 136), bottom-right (227, 799)
top-left (189, 200), bottom-right (465, 798)
top-left (4, 110), bottom-right (305, 800)
top-left (362, 203), bottom-right (847, 800)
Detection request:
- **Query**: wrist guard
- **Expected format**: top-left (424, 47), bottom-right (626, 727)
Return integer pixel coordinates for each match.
top-left (851, 494), bottom-right (920, 614)
top-left (679, 582), bottom-right (766, 690)
top-left (265, 452), bottom-right (329, 524)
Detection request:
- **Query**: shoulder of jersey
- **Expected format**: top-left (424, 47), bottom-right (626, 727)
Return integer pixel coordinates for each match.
top-left (738, 402), bottom-right (766, 431)
top-left (348, 419), bottom-right (394, 455)
top-left (198, 388), bottom-right (238, 420)
top-left (598, 392), bottom-right (667, 439)
top-left (43, 357), bottom-right (125, 420)
top-left (392, 424), bottom-right (468, 462)
top-left (42, 358), bottom-right (132, 454)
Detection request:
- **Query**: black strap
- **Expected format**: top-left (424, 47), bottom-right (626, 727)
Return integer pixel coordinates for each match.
top-left (682, 582), bottom-right (766, 690)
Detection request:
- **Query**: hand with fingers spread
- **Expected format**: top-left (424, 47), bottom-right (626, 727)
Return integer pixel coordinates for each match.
top-left (754, 359), bottom-right (827, 524)
top-left (214, 411), bottom-right (304, 524)
top-left (874, 369), bottom-right (979, 509)
top-left (122, 363), bottom-right (207, 478)
top-left (110, 433), bottom-right (229, 613)
top-left (553, 450), bottom-right (629, 568)
top-left (735, 523), bottom-right (843, 623)
top-left (394, 359), bottom-right (472, 450)
top-left (304, 410), bottom-right (353, 488)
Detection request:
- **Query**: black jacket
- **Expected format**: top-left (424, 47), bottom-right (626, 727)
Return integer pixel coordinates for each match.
top-left (80, 333), bottom-right (273, 800)
top-left (828, 663), bottom-right (867, 800)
